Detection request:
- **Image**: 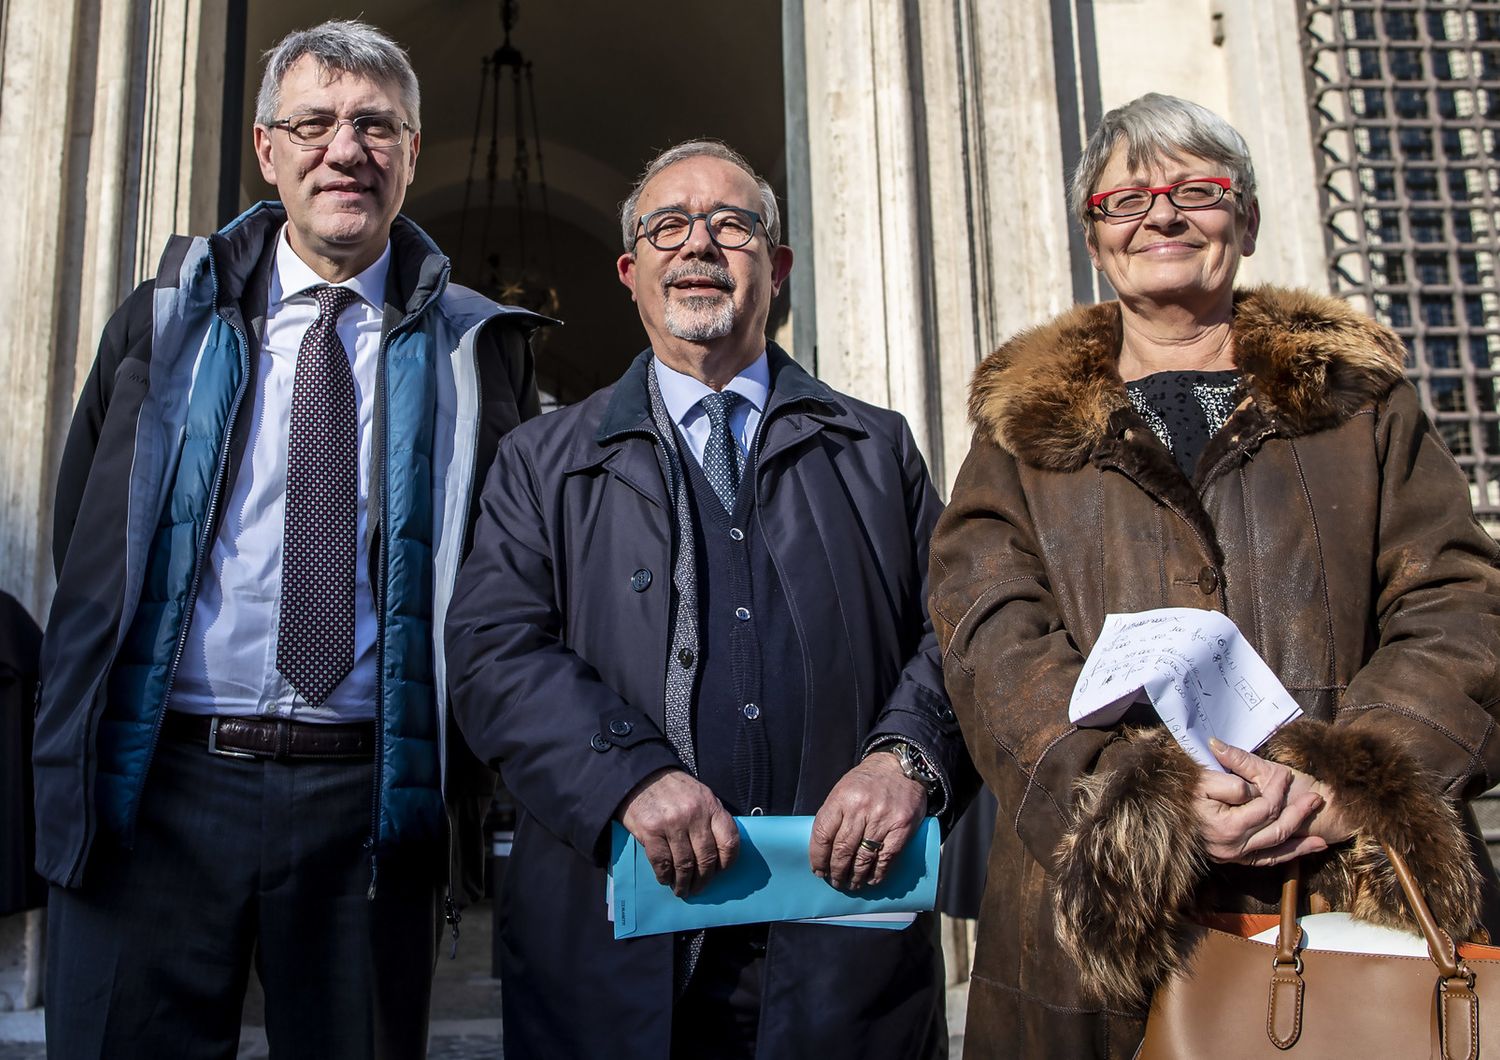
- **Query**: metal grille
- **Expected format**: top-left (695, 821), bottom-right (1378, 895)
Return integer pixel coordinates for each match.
top-left (1303, 0), bottom-right (1500, 530)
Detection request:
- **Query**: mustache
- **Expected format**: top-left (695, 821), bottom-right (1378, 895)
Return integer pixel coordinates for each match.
top-left (661, 262), bottom-right (735, 293)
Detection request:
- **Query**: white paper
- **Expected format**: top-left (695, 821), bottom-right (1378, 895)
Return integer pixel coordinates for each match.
top-left (1249, 912), bottom-right (1427, 957)
top-left (1069, 608), bottom-right (1302, 771)
top-left (795, 912), bottom-right (917, 930)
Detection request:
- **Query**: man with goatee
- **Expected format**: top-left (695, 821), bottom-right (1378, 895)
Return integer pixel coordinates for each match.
top-left (447, 138), bottom-right (975, 1059)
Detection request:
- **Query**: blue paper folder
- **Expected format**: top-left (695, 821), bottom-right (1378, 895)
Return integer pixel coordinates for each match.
top-left (609, 815), bottom-right (939, 939)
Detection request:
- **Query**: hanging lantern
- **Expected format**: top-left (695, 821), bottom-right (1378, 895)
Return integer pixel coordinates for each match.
top-left (459, 0), bottom-right (561, 322)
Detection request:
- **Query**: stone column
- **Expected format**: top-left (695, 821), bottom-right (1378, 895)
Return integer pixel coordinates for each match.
top-left (0, 0), bottom-right (226, 618)
top-left (73, 0), bottom-right (149, 398)
top-left (0, 0), bottom-right (89, 617)
top-left (915, 0), bottom-right (1075, 488)
top-left (131, 0), bottom-right (229, 285)
top-left (794, 0), bottom-right (1073, 490)
top-left (781, 0), bottom-right (816, 369)
top-left (798, 0), bottom-right (935, 464)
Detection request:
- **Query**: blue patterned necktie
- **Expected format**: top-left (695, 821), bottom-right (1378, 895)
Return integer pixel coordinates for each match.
top-left (276, 284), bottom-right (361, 706)
top-left (698, 390), bottom-right (744, 512)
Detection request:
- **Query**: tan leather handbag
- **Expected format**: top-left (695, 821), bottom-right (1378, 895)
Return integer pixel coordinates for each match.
top-left (1138, 844), bottom-right (1500, 1060)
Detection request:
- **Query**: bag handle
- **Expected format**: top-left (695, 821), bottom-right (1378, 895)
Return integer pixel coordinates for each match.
top-left (1384, 844), bottom-right (1464, 978)
top-left (1264, 842), bottom-right (1477, 1059)
top-left (1383, 844), bottom-right (1478, 1060)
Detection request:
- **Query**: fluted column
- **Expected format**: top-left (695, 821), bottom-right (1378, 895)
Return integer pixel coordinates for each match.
top-left (797, 0), bottom-right (934, 462)
top-left (792, 0), bottom-right (1073, 489)
top-left (0, 0), bottom-right (89, 617)
top-left (131, 0), bottom-right (228, 284)
top-left (916, 0), bottom-right (1075, 487)
top-left (0, 0), bottom-right (226, 620)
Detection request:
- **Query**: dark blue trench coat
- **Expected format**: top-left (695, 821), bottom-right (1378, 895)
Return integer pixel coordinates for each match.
top-left (445, 347), bottom-right (974, 1059)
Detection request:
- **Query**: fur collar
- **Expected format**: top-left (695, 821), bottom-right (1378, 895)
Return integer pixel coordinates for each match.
top-left (970, 285), bottom-right (1407, 471)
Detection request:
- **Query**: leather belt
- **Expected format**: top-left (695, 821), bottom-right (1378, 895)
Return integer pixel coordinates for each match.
top-left (162, 711), bottom-right (375, 761)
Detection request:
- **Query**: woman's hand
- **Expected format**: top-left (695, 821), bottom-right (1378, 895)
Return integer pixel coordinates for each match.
top-left (1193, 737), bottom-right (1351, 866)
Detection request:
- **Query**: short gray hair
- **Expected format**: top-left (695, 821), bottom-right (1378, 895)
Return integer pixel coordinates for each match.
top-left (255, 20), bottom-right (421, 131)
top-left (1070, 93), bottom-right (1256, 243)
top-left (619, 140), bottom-right (782, 251)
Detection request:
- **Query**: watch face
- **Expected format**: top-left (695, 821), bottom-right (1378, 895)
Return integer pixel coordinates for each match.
top-left (902, 746), bottom-right (939, 790)
top-left (875, 742), bottom-right (937, 792)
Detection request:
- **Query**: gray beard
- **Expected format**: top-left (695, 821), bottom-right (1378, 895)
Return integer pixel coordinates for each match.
top-left (663, 295), bottom-right (736, 341)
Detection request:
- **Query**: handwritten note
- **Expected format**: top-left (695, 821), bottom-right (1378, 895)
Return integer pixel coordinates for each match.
top-left (1068, 608), bottom-right (1302, 771)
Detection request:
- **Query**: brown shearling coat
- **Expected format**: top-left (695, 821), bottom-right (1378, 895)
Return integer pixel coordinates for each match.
top-left (929, 286), bottom-right (1500, 1058)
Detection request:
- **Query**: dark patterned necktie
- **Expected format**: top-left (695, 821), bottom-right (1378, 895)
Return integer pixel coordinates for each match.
top-left (698, 391), bottom-right (744, 512)
top-left (276, 284), bottom-right (361, 706)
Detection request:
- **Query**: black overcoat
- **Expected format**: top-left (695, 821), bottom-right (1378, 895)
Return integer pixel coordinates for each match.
top-left (0, 590), bottom-right (42, 915)
top-left (446, 347), bottom-right (974, 1059)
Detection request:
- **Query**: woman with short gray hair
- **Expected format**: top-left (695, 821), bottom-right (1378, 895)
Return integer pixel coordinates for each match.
top-left (930, 93), bottom-right (1500, 1055)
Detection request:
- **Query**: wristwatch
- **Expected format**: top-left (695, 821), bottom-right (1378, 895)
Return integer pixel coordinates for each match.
top-left (877, 741), bottom-right (941, 796)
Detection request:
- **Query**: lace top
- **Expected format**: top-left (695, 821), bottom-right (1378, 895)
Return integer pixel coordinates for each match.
top-left (1125, 369), bottom-right (1242, 478)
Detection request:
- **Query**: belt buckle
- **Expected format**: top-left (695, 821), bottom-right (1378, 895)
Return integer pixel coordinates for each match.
top-left (206, 717), bottom-right (258, 760)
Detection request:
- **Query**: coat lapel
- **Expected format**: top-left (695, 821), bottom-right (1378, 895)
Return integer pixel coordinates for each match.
top-left (572, 352), bottom-right (670, 511)
top-left (755, 344), bottom-right (864, 467)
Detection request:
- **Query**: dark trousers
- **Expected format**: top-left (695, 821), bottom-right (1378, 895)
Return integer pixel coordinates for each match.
top-left (671, 925), bottom-right (766, 1060)
top-left (45, 732), bottom-right (440, 1059)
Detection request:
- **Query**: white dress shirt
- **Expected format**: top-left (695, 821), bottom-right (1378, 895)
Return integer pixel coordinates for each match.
top-left (171, 227), bottom-right (389, 722)
top-left (652, 351), bottom-right (770, 467)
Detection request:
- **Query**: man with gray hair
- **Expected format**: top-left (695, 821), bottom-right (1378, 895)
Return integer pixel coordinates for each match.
top-left (35, 19), bottom-right (545, 1055)
top-left (447, 139), bottom-right (975, 1057)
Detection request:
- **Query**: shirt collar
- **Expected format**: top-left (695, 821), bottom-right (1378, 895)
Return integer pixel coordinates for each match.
top-left (652, 350), bottom-right (770, 428)
top-left (269, 224), bottom-right (391, 311)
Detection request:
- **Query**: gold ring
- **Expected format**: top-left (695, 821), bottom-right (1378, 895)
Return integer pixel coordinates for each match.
top-left (859, 837), bottom-right (883, 853)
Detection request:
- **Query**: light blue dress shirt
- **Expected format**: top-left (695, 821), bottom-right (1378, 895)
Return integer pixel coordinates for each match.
top-left (652, 351), bottom-right (770, 467)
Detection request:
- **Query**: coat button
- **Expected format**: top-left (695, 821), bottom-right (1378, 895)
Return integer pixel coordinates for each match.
top-left (1198, 566), bottom-right (1219, 595)
top-left (735, 607), bottom-right (751, 621)
top-left (590, 733), bottom-right (610, 753)
top-left (742, 703), bottom-right (760, 720)
top-left (940, 707), bottom-right (956, 723)
top-left (630, 568), bottom-right (652, 592)
top-left (729, 527), bottom-right (745, 541)
top-left (678, 648), bottom-right (695, 668)
top-left (609, 719), bottom-right (633, 737)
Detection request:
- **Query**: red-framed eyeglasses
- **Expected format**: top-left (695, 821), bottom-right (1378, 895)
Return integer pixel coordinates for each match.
top-left (1088, 177), bottom-right (1234, 218)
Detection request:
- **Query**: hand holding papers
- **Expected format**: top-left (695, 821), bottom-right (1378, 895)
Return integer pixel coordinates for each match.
top-left (1069, 608), bottom-right (1302, 770)
top-left (608, 816), bottom-right (939, 939)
